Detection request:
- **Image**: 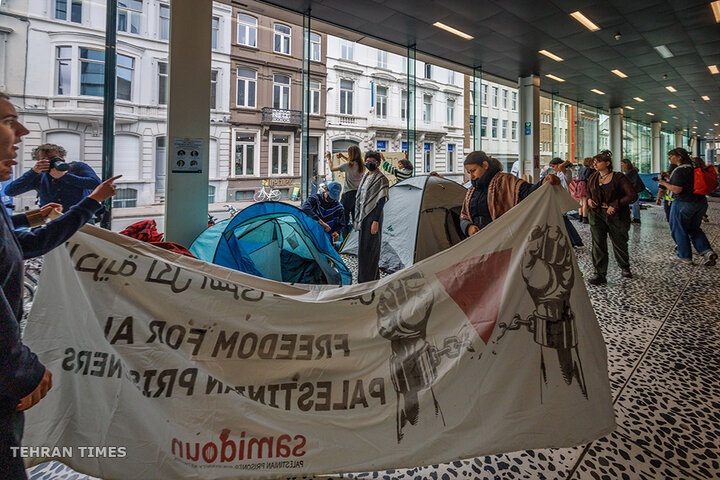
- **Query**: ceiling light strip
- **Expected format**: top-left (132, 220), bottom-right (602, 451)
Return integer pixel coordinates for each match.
top-left (539, 49), bottom-right (563, 62)
top-left (666, 86), bottom-right (677, 92)
top-left (432, 22), bottom-right (474, 40)
top-left (545, 74), bottom-right (565, 82)
top-left (712, 1), bottom-right (720, 23)
top-left (634, 97), bottom-right (644, 102)
top-left (570, 11), bottom-right (601, 31)
top-left (590, 88), bottom-right (605, 95)
top-left (611, 69), bottom-right (627, 78)
top-left (709, 65), bottom-right (719, 74)
top-left (653, 45), bottom-right (674, 58)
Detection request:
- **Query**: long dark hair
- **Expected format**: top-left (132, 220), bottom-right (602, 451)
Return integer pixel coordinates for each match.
top-left (668, 147), bottom-right (692, 165)
top-left (620, 158), bottom-right (635, 171)
top-left (594, 150), bottom-right (613, 171)
top-left (347, 145), bottom-right (364, 174)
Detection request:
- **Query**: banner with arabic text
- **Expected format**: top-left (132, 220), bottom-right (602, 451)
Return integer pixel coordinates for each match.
top-left (24, 185), bottom-right (615, 479)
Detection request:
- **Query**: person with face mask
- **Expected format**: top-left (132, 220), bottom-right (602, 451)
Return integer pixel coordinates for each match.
top-left (354, 151), bottom-right (390, 283)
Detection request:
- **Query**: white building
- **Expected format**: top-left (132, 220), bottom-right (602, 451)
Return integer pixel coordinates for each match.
top-left (325, 36), bottom-right (466, 182)
top-left (475, 78), bottom-right (520, 171)
top-left (1, 0), bottom-right (233, 210)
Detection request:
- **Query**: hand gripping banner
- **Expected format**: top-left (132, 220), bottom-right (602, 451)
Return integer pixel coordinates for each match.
top-left (23, 185), bottom-right (615, 479)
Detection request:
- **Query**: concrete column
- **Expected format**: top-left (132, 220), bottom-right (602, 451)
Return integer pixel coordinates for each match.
top-left (609, 107), bottom-right (623, 171)
top-left (164, 0), bottom-right (212, 246)
top-left (674, 129), bottom-right (683, 150)
top-left (518, 75), bottom-right (540, 181)
top-left (651, 121), bottom-right (661, 172)
top-left (691, 136), bottom-right (699, 156)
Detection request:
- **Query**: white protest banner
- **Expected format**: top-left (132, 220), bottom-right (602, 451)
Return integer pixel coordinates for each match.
top-left (23, 184), bottom-right (615, 479)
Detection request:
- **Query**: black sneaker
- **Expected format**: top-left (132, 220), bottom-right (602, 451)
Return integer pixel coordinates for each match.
top-left (631, 218), bottom-right (641, 224)
top-left (588, 275), bottom-right (607, 286)
top-left (621, 269), bottom-right (633, 278)
top-left (704, 252), bottom-right (718, 267)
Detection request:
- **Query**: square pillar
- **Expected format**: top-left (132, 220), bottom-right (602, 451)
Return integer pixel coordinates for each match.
top-left (651, 121), bottom-right (661, 172)
top-left (165, 0), bottom-right (212, 246)
top-left (518, 75), bottom-right (540, 181)
top-left (609, 107), bottom-right (623, 171)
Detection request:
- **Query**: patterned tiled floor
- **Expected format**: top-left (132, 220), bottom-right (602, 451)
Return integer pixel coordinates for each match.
top-left (28, 200), bottom-right (720, 480)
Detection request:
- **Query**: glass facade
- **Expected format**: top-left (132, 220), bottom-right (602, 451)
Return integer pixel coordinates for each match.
top-left (8, 1), bottom-right (692, 218)
top-left (623, 119), bottom-right (651, 172)
top-left (576, 104), bottom-right (598, 162)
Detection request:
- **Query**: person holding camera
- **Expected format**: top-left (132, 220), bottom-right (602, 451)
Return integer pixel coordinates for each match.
top-left (4, 143), bottom-right (101, 214)
top-left (658, 148), bottom-right (717, 266)
top-left (0, 92), bottom-right (119, 479)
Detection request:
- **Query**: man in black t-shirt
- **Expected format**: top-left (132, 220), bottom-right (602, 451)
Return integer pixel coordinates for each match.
top-left (658, 148), bottom-right (717, 266)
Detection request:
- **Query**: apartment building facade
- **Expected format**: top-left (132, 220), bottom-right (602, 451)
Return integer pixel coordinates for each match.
top-left (0, 0), bottom-right (233, 210)
top-left (228, 8), bottom-right (327, 201)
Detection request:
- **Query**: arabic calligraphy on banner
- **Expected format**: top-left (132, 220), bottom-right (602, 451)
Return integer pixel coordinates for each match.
top-left (23, 185), bottom-right (615, 479)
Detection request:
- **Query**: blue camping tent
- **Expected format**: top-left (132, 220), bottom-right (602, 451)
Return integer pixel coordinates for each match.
top-left (190, 202), bottom-right (351, 285)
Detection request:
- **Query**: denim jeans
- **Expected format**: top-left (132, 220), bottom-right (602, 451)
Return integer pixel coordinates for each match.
top-left (669, 200), bottom-right (712, 260)
top-left (630, 201), bottom-right (640, 220)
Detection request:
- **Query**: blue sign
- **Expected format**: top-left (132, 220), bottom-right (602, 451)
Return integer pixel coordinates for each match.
top-left (376, 140), bottom-right (387, 150)
top-left (448, 144), bottom-right (454, 151)
top-left (402, 141), bottom-right (408, 150)
top-left (524, 121), bottom-right (532, 135)
top-left (424, 143), bottom-right (431, 150)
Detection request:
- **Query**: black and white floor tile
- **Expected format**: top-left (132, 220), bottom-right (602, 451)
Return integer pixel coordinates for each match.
top-left (27, 201), bottom-right (720, 479)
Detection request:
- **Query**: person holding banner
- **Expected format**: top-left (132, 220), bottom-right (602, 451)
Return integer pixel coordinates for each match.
top-left (0, 92), bottom-right (120, 479)
top-left (380, 152), bottom-right (413, 182)
top-left (355, 151), bottom-right (389, 283)
top-left (328, 145), bottom-right (364, 236)
top-left (460, 151), bottom-right (559, 236)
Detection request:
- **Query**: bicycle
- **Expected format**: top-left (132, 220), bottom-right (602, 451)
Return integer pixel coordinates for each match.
top-left (22, 257), bottom-right (43, 318)
top-left (253, 180), bottom-right (281, 202)
top-left (224, 204), bottom-right (240, 216)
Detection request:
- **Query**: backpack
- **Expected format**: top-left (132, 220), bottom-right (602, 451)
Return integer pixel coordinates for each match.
top-left (631, 173), bottom-right (646, 194)
top-left (694, 166), bottom-right (718, 195)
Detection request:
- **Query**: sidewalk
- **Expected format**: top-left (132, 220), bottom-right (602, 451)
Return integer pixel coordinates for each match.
top-left (110, 199), bottom-right (302, 232)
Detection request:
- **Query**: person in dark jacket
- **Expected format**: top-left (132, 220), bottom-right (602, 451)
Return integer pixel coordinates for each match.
top-left (5, 143), bottom-right (101, 213)
top-left (301, 181), bottom-right (345, 243)
top-left (0, 92), bottom-right (119, 479)
top-left (460, 151), bottom-right (559, 236)
top-left (585, 151), bottom-right (637, 285)
top-left (355, 152), bottom-right (389, 283)
top-left (658, 148), bottom-right (717, 266)
top-left (620, 158), bottom-right (644, 224)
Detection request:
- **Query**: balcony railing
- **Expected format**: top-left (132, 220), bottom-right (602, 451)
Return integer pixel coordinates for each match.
top-left (261, 107), bottom-right (302, 126)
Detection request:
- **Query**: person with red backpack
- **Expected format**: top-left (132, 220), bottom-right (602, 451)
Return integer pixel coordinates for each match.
top-left (658, 148), bottom-right (717, 266)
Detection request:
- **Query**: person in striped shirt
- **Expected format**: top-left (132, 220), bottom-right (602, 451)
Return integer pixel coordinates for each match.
top-left (381, 152), bottom-right (413, 182)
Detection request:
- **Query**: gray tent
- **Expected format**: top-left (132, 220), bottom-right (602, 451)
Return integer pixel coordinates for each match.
top-left (340, 175), bottom-right (467, 273)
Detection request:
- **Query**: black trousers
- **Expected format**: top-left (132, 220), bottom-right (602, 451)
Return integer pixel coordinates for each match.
top-left (340, 190), bottom-right (357, 237)
top-left (358, 214), bottom-right (382, 283)
top-left (0, 409), bottom-right (27, 480)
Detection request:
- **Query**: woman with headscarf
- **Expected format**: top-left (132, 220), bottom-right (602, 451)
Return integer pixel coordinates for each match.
top-left (658, 148), bottom-right (717, 266)
top-left (460, 151), bottom-right (559, 236)
top-left (585, 150), bottom-right (637, 285)
top-left (355, 151), bottom-right (389, 283)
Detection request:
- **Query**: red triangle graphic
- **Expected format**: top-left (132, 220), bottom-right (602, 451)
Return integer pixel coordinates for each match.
top-left (435, 249), bottom-right (513, 344)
